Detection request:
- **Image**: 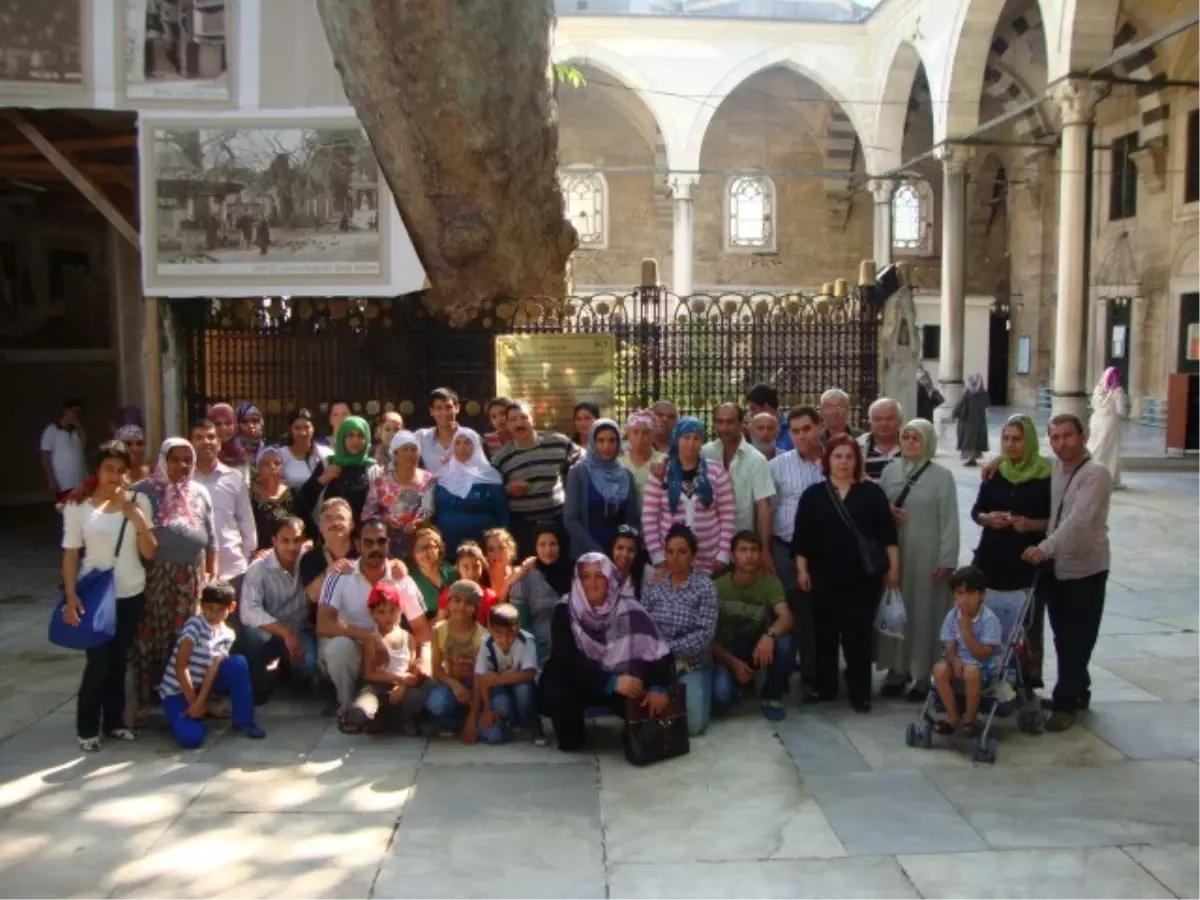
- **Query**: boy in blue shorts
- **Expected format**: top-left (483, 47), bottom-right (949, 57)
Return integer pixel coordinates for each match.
top-left (931, 566), bottom-right (1002, 737)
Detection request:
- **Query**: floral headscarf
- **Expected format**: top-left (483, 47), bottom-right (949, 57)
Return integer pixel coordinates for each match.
top-left (115, 424), bottom-right (144, 444)
top-left (1100, 366), bottom-right (1121, 391)
top-left (666, 417), bottom-right (712, 513)
top-left (235, 403), bottom-right (264, 458)
top-left (150, 437), bottom-right (197, 528)
top-left (625, 409), bottom-right (657, 433)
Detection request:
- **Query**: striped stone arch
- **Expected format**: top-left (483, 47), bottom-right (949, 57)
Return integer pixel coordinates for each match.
top-left (1110, 17), bottom-right (1172, 141)
top-left (981, 1), bottom-right (1053, 163)
top-left (822, 105), bottom-right (859, 231)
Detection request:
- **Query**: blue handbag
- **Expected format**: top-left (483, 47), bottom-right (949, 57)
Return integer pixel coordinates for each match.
top-left (48, 515), bottom-right (129, 651)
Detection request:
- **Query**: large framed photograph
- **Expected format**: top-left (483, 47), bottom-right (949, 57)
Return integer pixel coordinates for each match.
top-left (0, 1), bottom-right (91, 105)
top-left (119, 0), bottom-right (234, 105)
top-left (141, 119), bottom-right (392, 292)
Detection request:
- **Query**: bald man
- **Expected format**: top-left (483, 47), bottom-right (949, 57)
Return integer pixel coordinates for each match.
top-left (749, 412), bottom-right (781, 460)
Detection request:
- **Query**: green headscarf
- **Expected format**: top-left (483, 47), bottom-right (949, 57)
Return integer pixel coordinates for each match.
top-left (996, 415), bottom-right (1052, 484)
top-left (901, 418), bottom-right (938, 475)
top-left (329, 415), bottom-right (374, 467)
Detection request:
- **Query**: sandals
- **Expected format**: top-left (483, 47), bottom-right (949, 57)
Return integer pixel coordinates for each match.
top-left (105, 728), bottom-right (138, 742)
top-left (78, 737), bottom-right (102, 752)
top-left (337, 713), bottom-right (365, 735)
top-left (932, 721), bottom-right (957, 735)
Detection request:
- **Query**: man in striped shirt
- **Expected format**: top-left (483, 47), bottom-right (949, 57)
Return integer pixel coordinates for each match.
top-left (859, 398), bottom-right (903, 482)
top-left (769, 405), bottom-right (825, 703)
top-left (491, 401), bottom-right (581, 558)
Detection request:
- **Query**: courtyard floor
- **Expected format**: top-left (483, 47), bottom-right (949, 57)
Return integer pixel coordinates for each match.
top-left (0, 454), bottom-right (1196, 898)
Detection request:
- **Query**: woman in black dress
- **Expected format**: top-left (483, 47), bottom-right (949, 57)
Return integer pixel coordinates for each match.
top-left (793, 434), bottom-right (899, 712)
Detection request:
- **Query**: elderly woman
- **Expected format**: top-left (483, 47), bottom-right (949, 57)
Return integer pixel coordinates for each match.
top-left (565, 419), bottom-right (641, 559)
top-left (642, 524), bottom-right (720, 736)
top-left (510, 519), bottom-right (573, 661)
top-left (298, 416), bottom-right (380, 532)
top-left (372, 411), bottom-right (405, 468)
top-left (954, 374), bottom-right (990, 466)
top-left (364, 430), bottom-right (435, 559)
top-left (432, 428), bottom-right (508, 557)
top-left (539, 553), bottom-right (675, 753)
top-left (971, 415), bottom-right (1051, 688)
top-left (130, 438), bottom-right (218, 717)
top-left (794, 435), bottom-right (899, 712)
top-left (642, 417), bottom-right (736, 576)
top-left (877, 419), bottom-right (961, 700)
top-left (619, 409), bottom-right (665, 499)
top-left (249, 445), bottom-right (294, 552)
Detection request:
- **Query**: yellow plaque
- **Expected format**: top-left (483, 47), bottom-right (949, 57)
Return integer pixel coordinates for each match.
top-left (494, 334), bottom-right (615, 435)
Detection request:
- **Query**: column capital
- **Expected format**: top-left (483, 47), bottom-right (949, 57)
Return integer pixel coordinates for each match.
top-left (1050, 78), bottom-right (1104, 127)
top-left (868, 178), bottom-right (895, 204)
top-left (934, 144), bottom-right (975, 175)
top-left (667, 172), bottom-right (700, 200)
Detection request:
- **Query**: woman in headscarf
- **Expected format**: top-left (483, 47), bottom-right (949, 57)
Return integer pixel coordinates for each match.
top-left (953, 374), bottom-right (990, 467)
top-left (877, 419), bottom-right (961, 700)
top-left (619, 409), bottom-right (665, 499)
top-left (371, 411), bottom-right (405, 469)
top-left (249, 445), bottom-right (293, 552)
top-left (971, 414), bottom-right (1052, 689)
top-left (641, 417), bottom-right (736, 575)
top-left (1088, 366), bottom-right (1126, 487)
top-left (129, 438), bottom-right (218, 718)
top-left (236, 403), bottom-right (265, 461)
top-left (208, 402), bottom-right (249, 473)
top-left (564, 419), bottom-right (641, 559)
top-left (364, 429), bottom-right (436, 559)
top-left (538, 553), bottom-right (675, 753)
top-left (298, 416), bottom-right (380, 534)
top-left (432, 428), bottom-right (508, 558)
top-left (509, 519), bottom-right (574, 661)
top-left (114, 424), bottom-right (151, 483)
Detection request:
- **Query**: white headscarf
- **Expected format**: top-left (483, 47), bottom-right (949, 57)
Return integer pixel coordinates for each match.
top-left (388, 429), bottom-right (420, 462)
top-left (435, 427), bottom-right (502, 499)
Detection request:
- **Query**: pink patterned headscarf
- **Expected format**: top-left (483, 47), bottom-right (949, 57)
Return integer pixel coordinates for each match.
top-left (625, 409), bottom-right (657, 433)
top-left (1101, 366), bottom-right (1121, 390)
top-left (150, 438), bottom-right (197, 528)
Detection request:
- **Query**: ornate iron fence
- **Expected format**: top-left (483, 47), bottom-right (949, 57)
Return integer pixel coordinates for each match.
top-left (175, 287), bottom-right (879, 441)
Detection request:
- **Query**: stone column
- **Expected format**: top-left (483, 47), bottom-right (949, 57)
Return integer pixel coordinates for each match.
top-left (869, 179), bottom-right (895, 270)
top-left (1050, 79), bottom-right (1103, 420)
top-left (1129, 293), bottom-right (1148, 421)
top-left (1089, 293), bottom-right (1110, 390)
top-left (668, 173), bottom-right (698, 297)
top-left (935, 145), bottom-right (974, 420)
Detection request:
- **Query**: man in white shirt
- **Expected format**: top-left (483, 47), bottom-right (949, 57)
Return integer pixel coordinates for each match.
top-left (191, 418), bottom-right (257, 585)
top-left (769, 405), bottom-right (825, 703)
top-left (415, 387), bottom-right (461, 476)
top-left (41, 398), bottom-right (87, 501)
top-left (701, 402), bottom-right (776, 570)
top-left (317, 519), bottom-right (432, 713)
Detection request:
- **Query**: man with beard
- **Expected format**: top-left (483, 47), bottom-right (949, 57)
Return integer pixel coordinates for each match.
top-left (192, 417), bottom-right (256, 587)
top-left (318, 519), bottom-right (431, 717)
top-left (749, 413), bottom-right (781, 460)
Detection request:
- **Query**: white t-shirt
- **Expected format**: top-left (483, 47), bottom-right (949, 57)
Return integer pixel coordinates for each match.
top-left (40, 424), bottom-right (86, 492)
top-left (319, 562), bottom-right (424, 631)
top-left (415, 426), bottom-right (459, 476)
top-left (62, 495), bottom-right (153, 598)
top-left (474, 629), bottom-right (539, 676)
top-left (279, 444), bottom-right (331, 490)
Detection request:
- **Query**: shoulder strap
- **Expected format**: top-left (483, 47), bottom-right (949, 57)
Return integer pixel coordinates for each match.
top-left (113, 503), bottom-right (131, 558)
top-left (825, 481), bottom-right (863, 540)
top-left (895, 461), bottom-right (931, 509)
top-left (487, 637), bottom-right (500, 672)
top-left (1052, 458), bottom-right (1090, 529)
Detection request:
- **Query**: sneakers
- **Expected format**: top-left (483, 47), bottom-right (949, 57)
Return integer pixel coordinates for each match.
top-left (1044, 711), bottom-right (1076, 732)
top-left (105, 728), bottom-right (137, 742)
top-left (761, 700), bottom-right (787, 722)
top-left (232, 724), bottom-right (267, 739)
top-left (77, 736), bottom-right (102, 752)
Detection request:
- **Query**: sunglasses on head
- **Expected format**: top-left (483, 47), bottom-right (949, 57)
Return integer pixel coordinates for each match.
top-left (616, 525), bottom-right (641, 539)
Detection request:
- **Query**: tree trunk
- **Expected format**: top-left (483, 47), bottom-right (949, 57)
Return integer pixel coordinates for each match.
top-left (316, 0), bottom-right (577, 325)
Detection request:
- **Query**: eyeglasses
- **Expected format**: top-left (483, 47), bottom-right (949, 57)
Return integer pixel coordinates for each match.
top-left (414, 542), bottom-right (439, 553)
top-left (360, 536), bottom-right (389, 548)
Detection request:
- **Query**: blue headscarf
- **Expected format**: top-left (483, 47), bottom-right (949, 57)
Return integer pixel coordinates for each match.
top-left (666, 417), bottom-right (712, 513)
top-left (585, 419), bottom-right (630, 514)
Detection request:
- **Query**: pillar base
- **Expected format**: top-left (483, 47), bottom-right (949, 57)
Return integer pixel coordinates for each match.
top-left (1050, 392), bottom-right (1089, 422)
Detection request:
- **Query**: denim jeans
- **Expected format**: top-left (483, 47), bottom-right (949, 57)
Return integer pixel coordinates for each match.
top-left (712, 633), bottom-right (797, 712)
top-left (425, 682), bottom-right (471, 733)
top-left (677, 664), bottom-right (712, 737)
top-left (161, 654), bottom-right (256, 749)
top-left (239, 627), bottom-right (318, 701)
top-left (479, 682), bottom-right (539, 744)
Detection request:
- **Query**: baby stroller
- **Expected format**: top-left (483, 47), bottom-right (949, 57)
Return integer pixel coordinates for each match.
top-left (904, 587), bottom-right (1045, 764)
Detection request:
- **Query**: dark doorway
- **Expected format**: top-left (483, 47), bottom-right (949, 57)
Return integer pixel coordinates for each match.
top-left (1179, 293), bottom-right (1199, 375)
top-left (988, 312), bottom-right (1010, 405)
top-left (1106, 300), bottom-right (1132, 389)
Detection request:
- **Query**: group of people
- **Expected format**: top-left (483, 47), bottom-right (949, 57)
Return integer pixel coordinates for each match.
top-left (49, 372), bottom-right (1115, 757)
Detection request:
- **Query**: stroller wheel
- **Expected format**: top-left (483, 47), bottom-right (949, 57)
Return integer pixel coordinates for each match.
top-left (971, 737), bottom-right (998, 765)
top-left (987, 738), bottom-right (999, 764)
top-left (905, 723), bottom-right (917, 747)
top-left (920, 722), bottom-right (933, 749)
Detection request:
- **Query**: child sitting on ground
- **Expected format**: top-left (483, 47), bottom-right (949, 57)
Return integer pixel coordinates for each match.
top-left (424, 580), bottom-right (487, 741)
top-left (435, 541), bottom-right (498, 625)
top-left (341, 582), bottom-right (428, 735)
top-left (159, 581), bottom-right (265, 748)
top-left (466, 603), bottom-right (548, 746)
top-left (931, 566), bottom-right (1003, 737)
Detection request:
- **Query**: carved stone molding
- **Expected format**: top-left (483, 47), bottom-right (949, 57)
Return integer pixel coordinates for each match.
top-left (1129, 136), bottom-right (1168, 195)
top-left (868, 178), bottom-right (895, 205)
top-left (1050, 78), bottom-right (1104, 128)
top-left (934, 144), bottom-right (976, 175)
top-left (667, 172), bottom-right (700, 201)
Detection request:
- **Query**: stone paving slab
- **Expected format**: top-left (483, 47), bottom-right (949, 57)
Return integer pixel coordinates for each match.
top-left (606, 857), bottom-right (920, 899)
top-left (1080, 702), bottom-right (1200, 761)
top-left (1121, 843), bottom-right (1200, 899)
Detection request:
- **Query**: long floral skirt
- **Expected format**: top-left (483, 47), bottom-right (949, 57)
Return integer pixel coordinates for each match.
top-left (130, 560), bottom-right (201, 708)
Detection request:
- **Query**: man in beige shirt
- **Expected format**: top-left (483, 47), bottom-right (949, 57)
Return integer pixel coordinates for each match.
top-left (1022, 414), bottom-right (1112, 733)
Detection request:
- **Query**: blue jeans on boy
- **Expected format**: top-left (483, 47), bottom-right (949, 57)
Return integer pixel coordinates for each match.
top-left (239, 627), bottom-right (318, 700)
top-left (478, 682), bottom-right (538, 744)
top-left (677, 664), bottom-right (713, 737)
top-left (162, 654), bottom-right (257, 749)
top-left (425, 682), bottom-right (471, 733)
top-left (712, 633), bottom-right (797, 711)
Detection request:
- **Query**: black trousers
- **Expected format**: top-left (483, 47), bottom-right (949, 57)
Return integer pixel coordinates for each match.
top-left (772, 538), bottom-right (816, 685)
top-left (539, 670), bottom-right (623, 752)
top-left (1043, 569), bottom-right (1108, 713)
top-left (812, 579), bottom-right (880, 706)
top-left (77, 593), bottom-right (145, 739)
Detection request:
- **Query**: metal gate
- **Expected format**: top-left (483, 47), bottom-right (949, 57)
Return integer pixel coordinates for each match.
top-left (176, 288), bottom-right (878, 440)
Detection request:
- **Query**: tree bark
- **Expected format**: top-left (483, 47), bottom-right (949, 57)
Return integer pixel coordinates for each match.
top-left (317, 0), bottom-right (577, 325)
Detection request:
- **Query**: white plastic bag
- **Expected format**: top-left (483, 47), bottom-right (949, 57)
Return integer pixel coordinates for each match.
top-left (874, 588), bottom-right (907, 639)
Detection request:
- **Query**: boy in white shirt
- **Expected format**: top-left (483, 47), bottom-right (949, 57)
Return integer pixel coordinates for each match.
top-left (470, 603), bottom-right (547, 746)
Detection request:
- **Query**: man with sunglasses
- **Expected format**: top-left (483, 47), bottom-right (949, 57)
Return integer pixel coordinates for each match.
top-left (317, 519), bottom-right (432, 716)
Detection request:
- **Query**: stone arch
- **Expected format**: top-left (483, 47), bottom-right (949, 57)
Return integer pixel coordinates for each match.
top-left (874, 39), bottom-right (930, 173)
top-left (981, 1), bottom-right (1053, 164)
top-left (1044, 0), bottom-right (1124, 82)
top-left (1108, 11), bottom-right (1174, 142)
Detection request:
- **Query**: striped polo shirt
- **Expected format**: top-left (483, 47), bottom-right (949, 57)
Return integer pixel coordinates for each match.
top-left (159, 614), bottom-right (235, 698)
top-left (859, 434), bottom-right (902, 482)
top-left (491, 431), bottom-right (581, 519)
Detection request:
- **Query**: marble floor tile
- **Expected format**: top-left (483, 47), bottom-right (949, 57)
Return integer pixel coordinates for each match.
top-left (0, 691), bottom-right (72, 720)
top-left (375, 762), bottom-right (605, 899)
top-left (421, 734), bottom-right (584, 765)
top-left (927, 760), bottom-right (1200, 849)
top-left (0, 710), bottom-right (214, 769)
top-left (305, 727), bottom-right (428, 765)
top-left (600, 720), bottom-right (845, 864)
top-left (107, 811), bottom-right (395, 899)
top-left (196, 715), bottom-right (332, 766)
top-left (819, 707), bottom-right (973, 772)
top-left (1077, 664), bottom-right (1165, 704)
top-left (898, 847), bottom-right (1173, 899)
top-left (1080, 702), bottom-right (1200, 760)
top-left (1098, 658), bottom-right (1200, 702)
top-left (190, 760), bottom-right (418, 814)
top-left (772, 713), bottom-right (871, 775)
top-left (1150, 613), bottom-right (1200, 631)
top-left (1099, 614), bottom-right (1182, 635)
top-left (1122, 843), bottom-right (1200, 899)
top-left (606, 857), bottom-right (919, 899)
top-left (1092, 632), bottom-right (1200, 662)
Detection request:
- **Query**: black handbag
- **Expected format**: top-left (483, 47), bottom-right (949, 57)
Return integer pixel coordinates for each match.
top-left (826, 482), bottom-right (888, 578)
top-left (624, 683), bottom-right (689, 766)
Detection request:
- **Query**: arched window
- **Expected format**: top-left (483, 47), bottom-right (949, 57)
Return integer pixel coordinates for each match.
top-left (892, 179), bottom-right (934, 255)
top-left (558, 166), bottom-right (607, 249)
top-left (726, 173), bottom-right (775, 251)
